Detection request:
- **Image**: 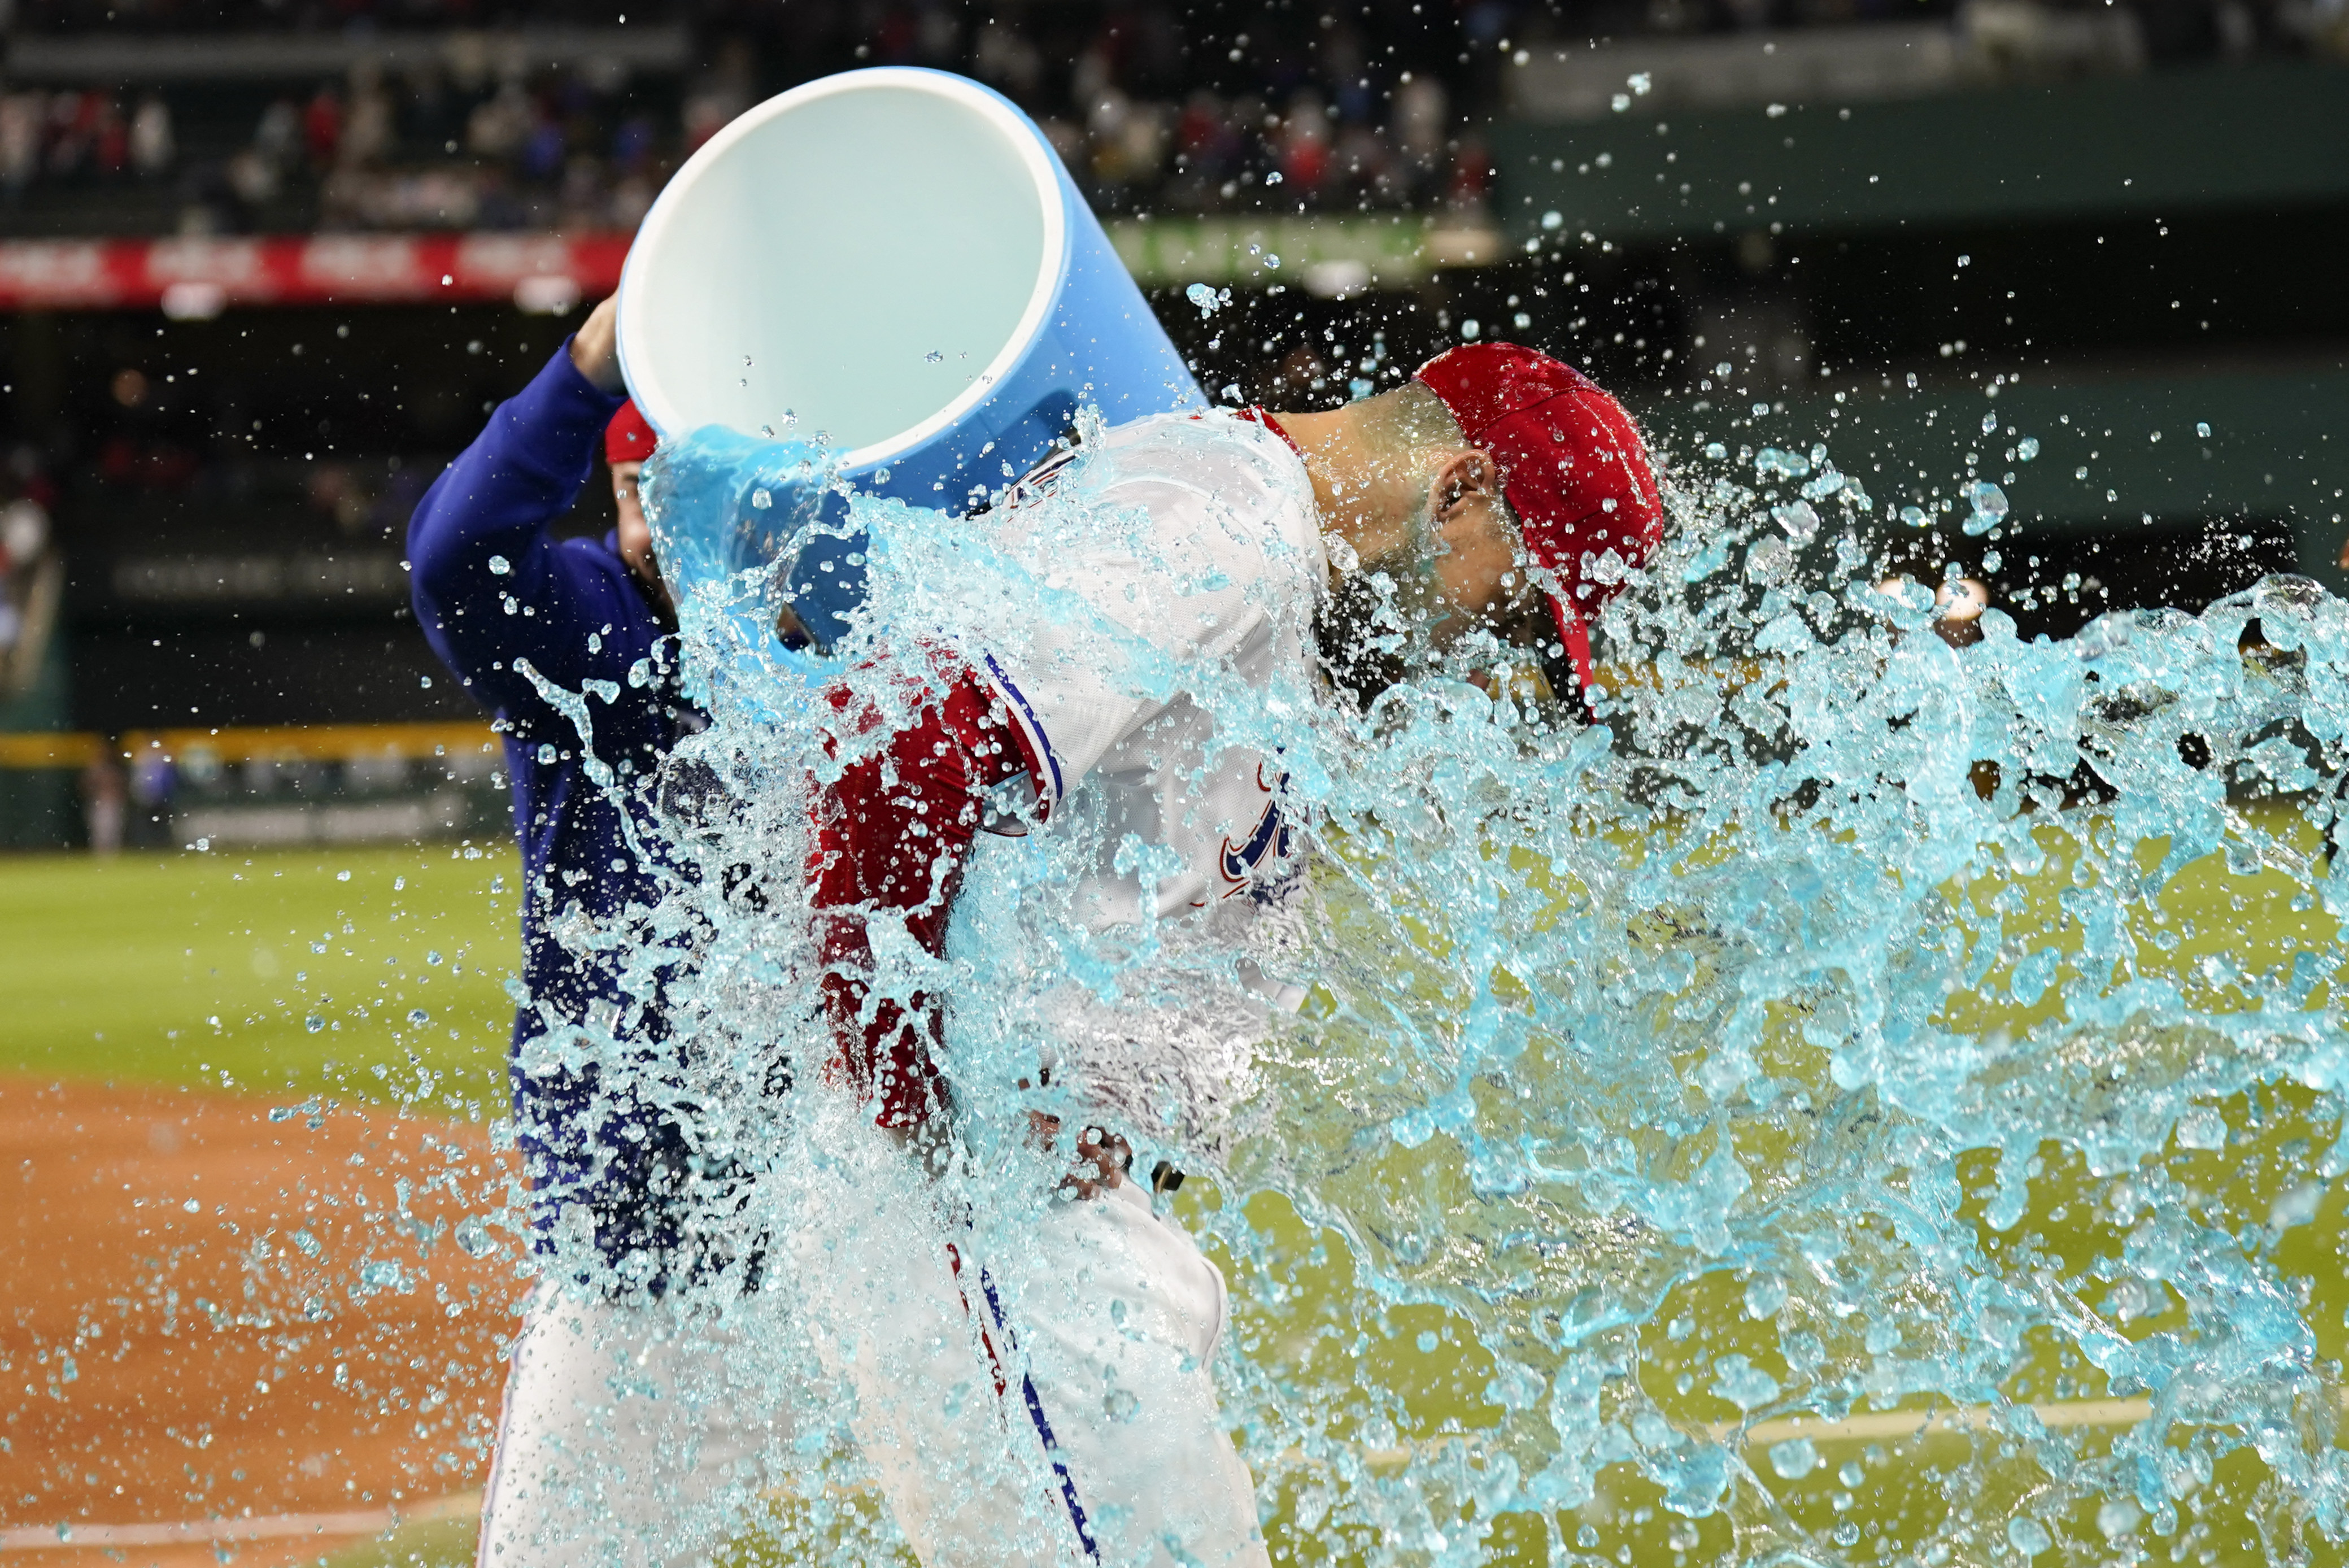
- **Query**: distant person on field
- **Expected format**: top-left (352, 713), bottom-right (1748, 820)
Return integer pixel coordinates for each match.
top-left (407, 294), bottom-right (792, 1568)
top-left (127, 747), bottom-right (173, 847)
top-left (80, 749), bottom-right (124, 855)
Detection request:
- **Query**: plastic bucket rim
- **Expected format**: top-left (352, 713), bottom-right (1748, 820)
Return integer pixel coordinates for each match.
top-left (615, 66), bottom-right (1069, 468)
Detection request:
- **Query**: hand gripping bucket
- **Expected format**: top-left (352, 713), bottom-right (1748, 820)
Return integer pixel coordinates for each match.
top-left (615, 67), bottom-right (1203, 647)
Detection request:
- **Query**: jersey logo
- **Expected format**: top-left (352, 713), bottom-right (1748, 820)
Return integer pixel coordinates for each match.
top-left (1218, 760), bottom-right (1295, 900)
top-left (1002, 445), bottom-right (1082, 511)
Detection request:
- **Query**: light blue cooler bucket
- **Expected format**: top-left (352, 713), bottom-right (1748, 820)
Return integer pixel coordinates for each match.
top-left (615, 67), bottom-right (1202, 647)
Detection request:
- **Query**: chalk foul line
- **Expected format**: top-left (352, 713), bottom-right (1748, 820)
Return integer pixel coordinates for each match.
top-left (0, 1489), bottom-right (480, 1551)
top-left (1734, 1397), bottom-right (2156, 1448)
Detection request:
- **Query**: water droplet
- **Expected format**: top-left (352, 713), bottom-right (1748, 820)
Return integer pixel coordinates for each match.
top-left (1773, 500), bottom-right (1820, 543)
top-left (304, 1014), bottom-right (325, 1033)
top-left (183, 1198), bottom-right (201, 1213)
top-left (751, 489), bottom-right (773, 510)
top-left (1712, 1354), bottom-right (1781, 1410)
top-left (2007, 1518), bottom-right (2052, 1558)
top-left (924, 350), bottom-right (943, 363)
top-left (1610, 92), bottom-right (1631, 112)
top-left (487, 554), bottom-right (509, 576)
top-left (2177, 1105), bottom-right (2226, 1150)
top-left (1981, 412), bottom-right (1998, 434)
top-left (426, 949), bottom-right (443, 966)
top-left (407, 1009), bottom-right (429, 1027)
top-left (1415, 1330), bottom-right (1439, 1353)
top-left (2016, 436), bottom-right (2040, 460)
top-left (335, 869), bottom-right (350, 882)
top-left (1964, 480), bottom-right (2010, 534)
top-left (2196, 421), bottom-right (2211, 438)
top-left (1627, 71), bottom-right (1652, 94)
top-left (1768, 1438), bottom-right (1818, 1478)
top-left (537, 743), bottom-right (558, 764)
top-left (2097, 1499), bottom-right (2142, 1540)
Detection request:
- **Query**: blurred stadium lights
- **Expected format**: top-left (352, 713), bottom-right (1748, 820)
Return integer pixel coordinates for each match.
top-left (0, 233), bottom-right (628, 311)
top-left (0, 223), bottom-right (1501, 306)
top-left (159, 281), bottom-right (226, 322)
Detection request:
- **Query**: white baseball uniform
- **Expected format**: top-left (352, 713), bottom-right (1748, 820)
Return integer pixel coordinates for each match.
top-left (476, 1279), bottom-right (800, 1568)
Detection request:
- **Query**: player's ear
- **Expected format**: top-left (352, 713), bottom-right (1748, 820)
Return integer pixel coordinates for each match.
top-left (1429, 447), bottom-right (1499, 523)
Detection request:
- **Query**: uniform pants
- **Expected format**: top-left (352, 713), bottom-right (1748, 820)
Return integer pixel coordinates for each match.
top-left (475, 1280), bottom-right (797, 1568)
top-left (810, 1177), bottom-right (1270, 1568)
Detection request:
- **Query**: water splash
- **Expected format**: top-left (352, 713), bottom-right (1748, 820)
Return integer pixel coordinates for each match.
top-left (519, 415), bottom-right (2349, 1566)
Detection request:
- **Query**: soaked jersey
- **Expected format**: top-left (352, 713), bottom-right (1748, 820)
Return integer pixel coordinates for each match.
top-left (964, 410), bottom-right (1327, 938)
top-left (939, 412), bottom-right (1326, 1150)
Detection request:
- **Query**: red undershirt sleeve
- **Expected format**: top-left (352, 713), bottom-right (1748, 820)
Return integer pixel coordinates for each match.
top-left (806, 656), bottom-right (1043, 1128)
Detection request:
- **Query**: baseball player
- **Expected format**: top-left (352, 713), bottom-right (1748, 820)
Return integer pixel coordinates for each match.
top-left (782, 341), bottom-right (1662, 1568)
top-left (408, 297), bottom-right (797, 1568)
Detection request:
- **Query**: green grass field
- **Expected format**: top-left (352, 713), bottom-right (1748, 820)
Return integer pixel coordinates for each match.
top-left (0, 843), bottom-right (518, 1108)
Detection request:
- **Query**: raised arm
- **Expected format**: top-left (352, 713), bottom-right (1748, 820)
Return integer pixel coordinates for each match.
top-left (407, 306), bottom-right (647, 711)
top-left (807, 659), bottom-right (1035, 1127)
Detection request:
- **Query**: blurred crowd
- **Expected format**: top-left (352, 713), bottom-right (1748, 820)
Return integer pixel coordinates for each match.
top-left (0, 23), bottom-right (1501, 232)
top-left (2, 0), bottom-right (2333, 237)
top-left (0, 63), bottom-right (695, 233)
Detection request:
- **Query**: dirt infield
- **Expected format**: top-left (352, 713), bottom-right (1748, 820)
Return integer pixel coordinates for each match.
top-left (2, 1077), bottom-right (529, 1567)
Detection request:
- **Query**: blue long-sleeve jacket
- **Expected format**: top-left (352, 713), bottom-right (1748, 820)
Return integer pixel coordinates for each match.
top-left (408, 342), bottom-right (702, 1271)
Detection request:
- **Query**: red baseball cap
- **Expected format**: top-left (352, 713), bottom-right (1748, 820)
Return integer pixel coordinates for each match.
top-left (604, 399), bottom-right (656, 465)
top-left (1413, 342), bottom-right (1662, 692)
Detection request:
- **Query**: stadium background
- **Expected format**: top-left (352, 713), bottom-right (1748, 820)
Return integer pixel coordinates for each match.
top-left (0, 0), bottom-right (2346, 1563)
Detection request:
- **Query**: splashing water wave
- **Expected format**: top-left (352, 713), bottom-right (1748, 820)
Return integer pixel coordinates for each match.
top-left (524, 411), bottom-right (2349, 1567)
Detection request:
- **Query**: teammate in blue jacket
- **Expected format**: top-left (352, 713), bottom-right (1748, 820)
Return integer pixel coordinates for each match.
top-left (409, 295), bottom-right (792, 1568)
